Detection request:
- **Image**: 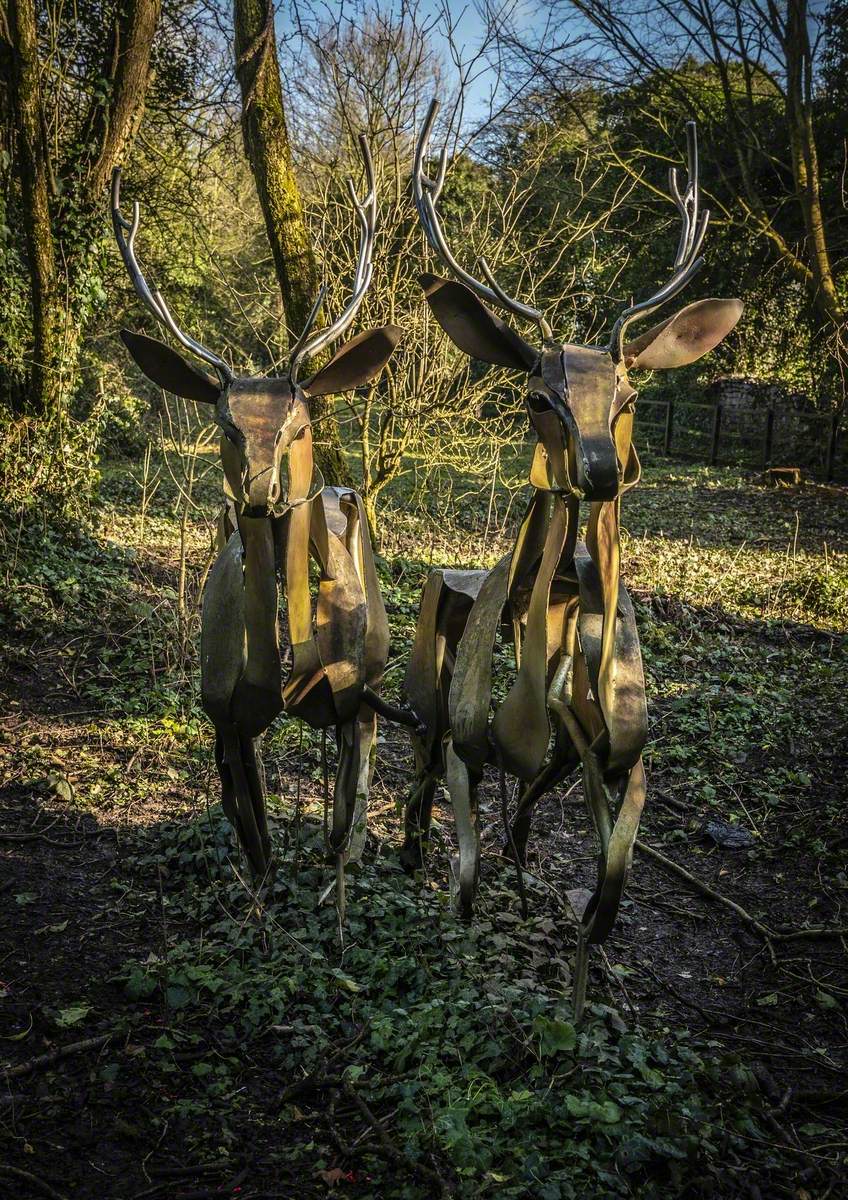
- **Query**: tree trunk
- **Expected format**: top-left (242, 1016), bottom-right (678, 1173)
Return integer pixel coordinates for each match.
top-left (233, 0), bottom-right (352, 487)
top-left (785, 0), bottom-right (843, 331)
top-left (7, 0), bottom-right (64, 415)
top-left (85, 0), bottom-right (162, 201)
top-left (4, 0), bottom-right (163, 417)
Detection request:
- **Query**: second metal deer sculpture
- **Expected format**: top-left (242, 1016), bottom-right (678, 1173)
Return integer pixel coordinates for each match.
top-left (403, 102), bottom-right (742, 1011)
top-left (112, 139), bottom-right (405, 888)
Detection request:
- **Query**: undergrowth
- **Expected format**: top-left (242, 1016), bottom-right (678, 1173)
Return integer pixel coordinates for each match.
top-left (107, 810), bottom-right (780, 1199)
top-left (2, 456), bottom-right (846, 1196)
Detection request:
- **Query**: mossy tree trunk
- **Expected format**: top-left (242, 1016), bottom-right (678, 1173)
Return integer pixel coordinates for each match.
top-left (7, 0), bottom-right (63, 415)
top-left (233, 0), bottom-right (352, 487)
top-left (3, 0), bottom-right (162, 417)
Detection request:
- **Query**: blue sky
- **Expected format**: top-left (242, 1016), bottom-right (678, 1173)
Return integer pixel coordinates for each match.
top-left (279, 0), bottom-right (546, 127)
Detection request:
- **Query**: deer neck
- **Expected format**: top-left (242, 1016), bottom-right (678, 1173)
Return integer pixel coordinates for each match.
top-left (231, 429), bottom-right (317, 722)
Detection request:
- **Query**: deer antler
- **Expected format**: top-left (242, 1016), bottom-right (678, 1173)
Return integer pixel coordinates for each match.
top-left (609, 122), bottom-right (710, 361)
top-left (413, 98), bottom-right (552, 339)
top-left (289, 134), bottom-right (377, 382)
top-left (111, 169), bottom-right (234, 386)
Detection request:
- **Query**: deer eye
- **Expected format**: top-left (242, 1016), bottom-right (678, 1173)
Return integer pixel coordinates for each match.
top-left (528, 392), bottom-right (550, 413)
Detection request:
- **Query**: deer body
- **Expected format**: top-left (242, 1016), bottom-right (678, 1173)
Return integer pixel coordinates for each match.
top-left (202, 475), bottom-right (389, 874)
top-left (402, 401), bottom-right (647, 928)
top-left (112, 139), bottom-right (403, 879)
top-left (403, 104), bottom-right (743, 987)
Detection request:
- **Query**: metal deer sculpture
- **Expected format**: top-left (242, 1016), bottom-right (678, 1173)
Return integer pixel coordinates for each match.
top-left (112, 139), bottom-right (407, 886)
top-left (402, 102), bottom-right (742, 1007)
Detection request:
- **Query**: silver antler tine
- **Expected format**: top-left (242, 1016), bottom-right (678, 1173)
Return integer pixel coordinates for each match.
top-left (610, 121), bottom-right (711, 361)
top-left (412, 97), bottom-right (550, 336)
top-left (111, 168), bottom-right (233, 385)
top-left (290, 134), bottom-right (378, 382)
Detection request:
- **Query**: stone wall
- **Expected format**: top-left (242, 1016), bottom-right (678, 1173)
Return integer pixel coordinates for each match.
top-left (705, 375), bottom-right (806, 411)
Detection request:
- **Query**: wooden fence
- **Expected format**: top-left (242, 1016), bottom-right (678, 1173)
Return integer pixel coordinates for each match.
top-left (633, 398), bottom-right (846, 482)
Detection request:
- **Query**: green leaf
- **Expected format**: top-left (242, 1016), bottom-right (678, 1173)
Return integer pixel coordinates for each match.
top-left (46, 773), bottom-right (73, 803)
top-left (124, 967), bottom-right (157, 1001)
top-left (166, 985), bottom-right (190, 1010)
top-left (564, 1095), bottom-right (622, 1124)
top-left (55, 1004), bottom-right (90, 1027)
top-left (815, 990), bottom-right (838, 1010)
top-left (533, 1015), bottom-right (577, 1056)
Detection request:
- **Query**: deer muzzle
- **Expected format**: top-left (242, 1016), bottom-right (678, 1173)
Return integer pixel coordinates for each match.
top-left (539, 346), bottom-right (622, 501)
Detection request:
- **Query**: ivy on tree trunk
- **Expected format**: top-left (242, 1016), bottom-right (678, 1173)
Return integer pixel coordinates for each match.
top-left (7, 0), bottom-right (62, 416)
top-left (3, 0), bottom-right (163, 418)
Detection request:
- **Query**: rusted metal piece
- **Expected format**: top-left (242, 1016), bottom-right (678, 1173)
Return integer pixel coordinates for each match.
top-left (112, 144), bottom-right (402, 882)
top-left (405, 108), bottom-right (743, 995)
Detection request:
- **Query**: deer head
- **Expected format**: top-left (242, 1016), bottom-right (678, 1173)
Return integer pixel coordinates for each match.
top-left (112, 138), bottom-right (401, 517)
top-left (413, 103), bottom-right (742, 501)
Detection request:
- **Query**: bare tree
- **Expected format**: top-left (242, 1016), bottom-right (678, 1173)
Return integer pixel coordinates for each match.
top-left (288, 1), bottom-right (633, 535)
top-left (491, 0), bottom-right (846, 379)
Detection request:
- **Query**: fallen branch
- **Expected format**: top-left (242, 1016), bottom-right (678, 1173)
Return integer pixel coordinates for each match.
top-left (149, 1160), bottom-right (237, 1179)
top-left (769, 925), bottom-right (848, 942)
top-left (637, 840), bottom-right (848, 947)
top-left (3, 1033), bottom-right (111, 1079)
top-left (279, 1073), bottom-right (451, 1194)
top-left (341, 1082), bottom-right (450, 1196)
top-left (637, 840), bottom-right (773, 937)
top-left (0, 1165), bottom-right (68, 1200)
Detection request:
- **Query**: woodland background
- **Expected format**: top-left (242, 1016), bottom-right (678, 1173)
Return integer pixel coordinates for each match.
top-left (3, 0), bottom-right (848, 518)
top-left (0, 2), bottom-right (847, 1199)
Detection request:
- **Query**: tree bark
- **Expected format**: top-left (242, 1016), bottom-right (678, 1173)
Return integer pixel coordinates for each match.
top-left (85, 0), bottom-right (163, 201)
top-left (6, 0), bottom-right (64, 415)
top-left (233, 0), bottom-right (352, 487)
top-left (4, 0), bottom-right (163, 416)
top-left (785, 0), bottom-right (843, 329)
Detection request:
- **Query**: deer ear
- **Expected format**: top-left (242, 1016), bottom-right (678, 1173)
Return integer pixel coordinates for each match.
top-left (120, 330), bottom-right (221, 404)
top-left (419, 273), bottom-right (537, 372)
top-left (301, 325), bottom-right (402, 397)
top-left (624, 299), bottom-right (743, 370)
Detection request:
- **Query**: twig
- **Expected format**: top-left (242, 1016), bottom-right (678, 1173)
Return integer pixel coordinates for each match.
top-left (149, 1161), bottom-right (238, 1179)
top-left (638, 960), bottom-right (716, 1024)
top-left (167, 1167), bottom-right (249, 1200)
top-left (637, 840), bottom-right (848, 946)
top-left (278, 1073), bottom-right (451, 1193)
top-left (3, 1032), bottom-right (111, 1079)
top-left (0, 817), bottom-right (61, 842)
top-left (0, 1165), bottom-right (68, 1200)
top-left (496, 751), bottom-right (528, 920)
top-left (341, 1082), bottom-right (450, 1196)
top-left (279, 1072), bottom-right (346, 1102)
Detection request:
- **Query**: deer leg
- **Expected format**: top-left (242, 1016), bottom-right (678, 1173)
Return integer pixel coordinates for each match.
top-left (345, 711), bottom-right (377, 864)
top-left (508, 748), bottom-right (580, 865)
top-left (330, 719), bottom-right (361, 855)
top-left (220, 731), bottom-right (272, 879)
top-left (400, 744), bottom-right (441, 871)
top-left (445, 739), bottom-right (480, 920)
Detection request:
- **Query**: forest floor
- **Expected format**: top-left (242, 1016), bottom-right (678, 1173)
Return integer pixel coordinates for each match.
top-left (1, 448), bottom-right (847, 1200)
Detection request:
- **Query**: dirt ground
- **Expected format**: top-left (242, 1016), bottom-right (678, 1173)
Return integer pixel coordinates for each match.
top-left (1, 463), bottom-right (847, 1198)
